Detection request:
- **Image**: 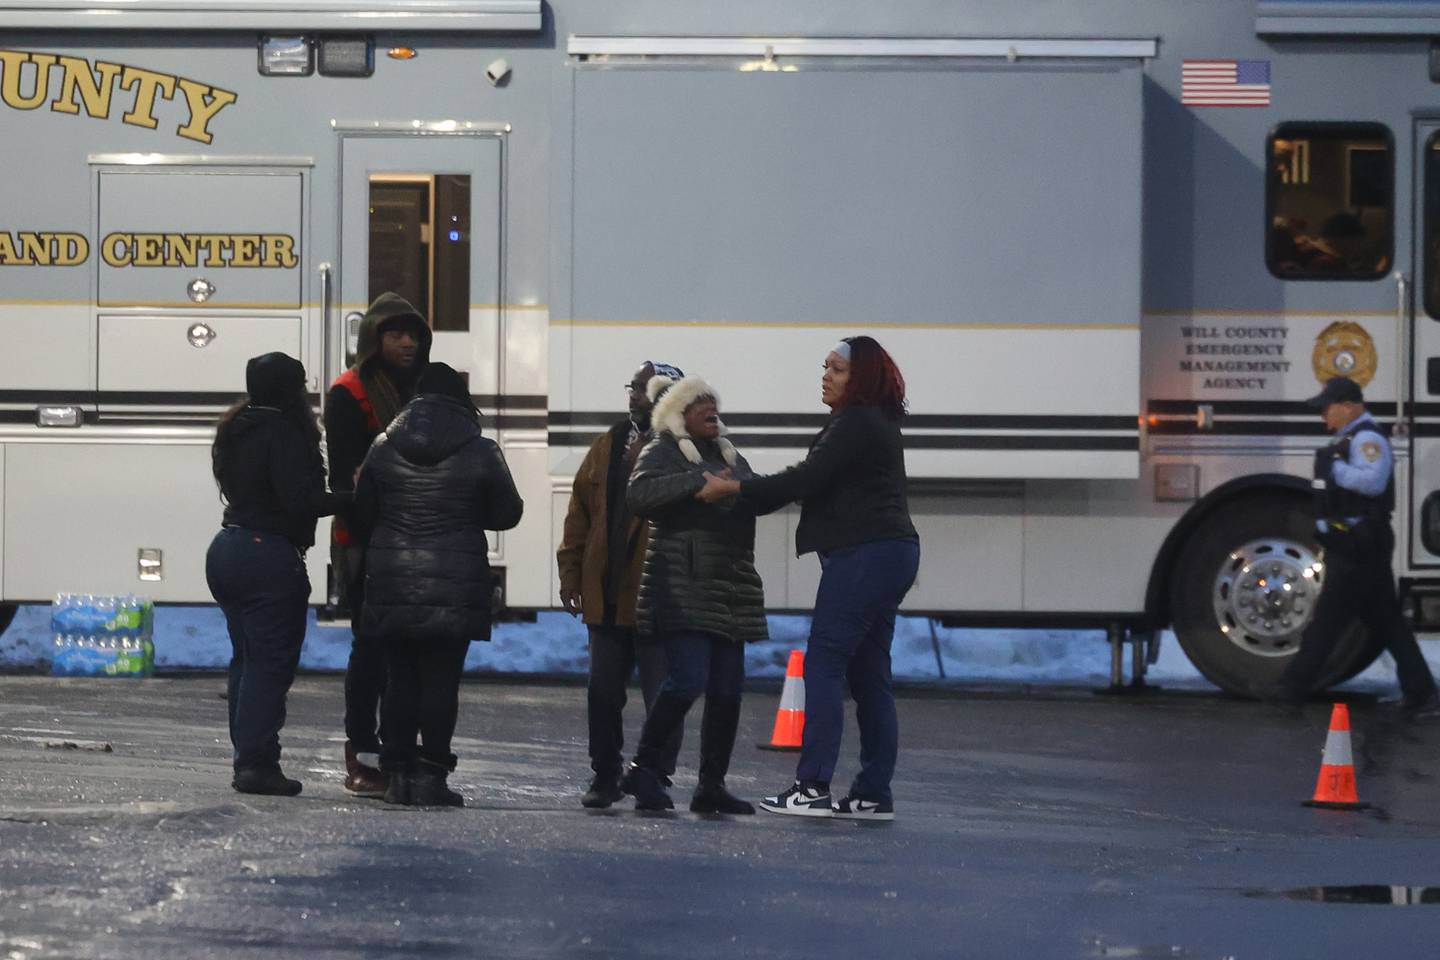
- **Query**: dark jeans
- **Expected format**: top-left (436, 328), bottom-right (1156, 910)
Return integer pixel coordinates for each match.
top-left (658, 630), bottom-right (745, 703)
top-left (587, 625), bottom-right (681, 780)
top-left (206, 526), bottom-right (310, 771)
top-left (795, 537), bottom-right (920, 803)
top-left (340, 546), bottom-right (385, 753)
top-left (381, 638), bottom-right (470, 772)
top-left (1282, 523), bottom-right (1438, 703)
top-left (633, 631), bottom-right (746, 781)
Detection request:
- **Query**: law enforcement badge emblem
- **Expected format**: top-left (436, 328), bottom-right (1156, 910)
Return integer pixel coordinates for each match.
top-left (1361, 441), bottom-right (1382, 462)
top-left (1312, 321), bottom-right (1378, 387)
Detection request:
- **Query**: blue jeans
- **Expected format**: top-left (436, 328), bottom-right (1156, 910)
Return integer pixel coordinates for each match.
top-left (658, 631), bottom-right (745, 703)
top-left (206, 527), bottom-right (310, 771)
top-left (795, 538), bottom-right (920, 803)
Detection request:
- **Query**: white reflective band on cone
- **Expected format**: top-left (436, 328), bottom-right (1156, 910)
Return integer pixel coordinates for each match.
top-left (1321, 728), bottom-right (1354, 767)
top-left (779, 675), bottom-right (805, 712)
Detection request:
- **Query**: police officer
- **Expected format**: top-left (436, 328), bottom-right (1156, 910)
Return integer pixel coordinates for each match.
top-left (1276, 376), bottom-right (1439, 717)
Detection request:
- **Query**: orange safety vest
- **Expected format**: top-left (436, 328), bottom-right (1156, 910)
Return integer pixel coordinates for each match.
top-left (331, 369), bottom-right (379, 547)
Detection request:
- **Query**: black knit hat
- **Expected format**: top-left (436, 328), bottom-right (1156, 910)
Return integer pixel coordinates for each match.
top-left (245, 352), bottom-right (306, 410)
top-left (417, 361), bottom-right (472, 407)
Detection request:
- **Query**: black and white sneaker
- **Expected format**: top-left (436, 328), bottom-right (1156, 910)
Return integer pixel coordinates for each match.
top-left (759, 781), bottom-right (833, 817)
top-left (832, 795), bottom-right (894, 821)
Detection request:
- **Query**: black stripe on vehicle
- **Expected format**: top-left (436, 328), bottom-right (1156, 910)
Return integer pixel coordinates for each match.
top-left (1148, 398), bottom-right (1400, 417)
top-left (548, 430), bottom-right (1138, 452)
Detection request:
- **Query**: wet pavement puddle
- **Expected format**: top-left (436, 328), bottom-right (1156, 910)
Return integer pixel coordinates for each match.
top-left (1246, 885), bottom-right (1440, 905)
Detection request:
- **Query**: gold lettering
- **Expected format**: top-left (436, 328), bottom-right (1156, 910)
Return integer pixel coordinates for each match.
top-left (0, 232), bottom-right (17, 265)
top-left (200, 234), bottom-right (228, 268)
top-left (118, 66), bottom-right (176, 130)
top-left (55, 233), bottom-right (88, 266)
top-left (133, 234), bottom-right (164, 266)
top-left (175, 78), bottom-right (237, 145)
top-left (0, 50), bottom-right (58, 111)
top-left (230, 234), bottom-right (261, 267)
top-left (102, 233), bottom-right (132, 267)
top-left (50, 56), bottom-right (122, 118)
top-left (262, 234), bottom-right (298, 269)
top-left (163, 233), bottom-right (200, 268)
top-left (18, 232), bottom-right (50, 266)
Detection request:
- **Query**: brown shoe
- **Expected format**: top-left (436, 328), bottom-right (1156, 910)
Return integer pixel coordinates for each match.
top-left (343, 741), bottom-right (387, 798)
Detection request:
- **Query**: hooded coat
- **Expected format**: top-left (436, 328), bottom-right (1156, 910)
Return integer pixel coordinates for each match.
top-left (215, 352), bottom-right (341, 550)
top-left (626, 377), bottom-right (768, 644)
top-left (324, 293), bottom-right (434, 503)
top-left (354, 391), bottom-right (524, 644)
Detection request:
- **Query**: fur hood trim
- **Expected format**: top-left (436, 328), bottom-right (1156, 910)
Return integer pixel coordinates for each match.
top-left (649, 376), bottom-right (737, 467)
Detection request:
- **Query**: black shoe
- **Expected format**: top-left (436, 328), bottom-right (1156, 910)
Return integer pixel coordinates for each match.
top-left (690, 779), bottom-right (755, 815)
top-left (620, 764), bottom-right (673, 811)
top-left (581, 775), bottom-right (625, 809)
top-left (410, 759), bottom-right (464, 808)
top-left (1398, 692), bottom-right (1440, 722)
top-left (232, 765), bottom-right (302, 797)
top-left (832, 795), bottom-right (894, 821)
top-left (383, 771), bottom-right (411, 806)
top-left (759, 780), bottom-right (833, 818)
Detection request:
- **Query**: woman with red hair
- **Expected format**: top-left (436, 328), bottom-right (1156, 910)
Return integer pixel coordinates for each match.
top-left (697, 336), bottom-right (919, 820)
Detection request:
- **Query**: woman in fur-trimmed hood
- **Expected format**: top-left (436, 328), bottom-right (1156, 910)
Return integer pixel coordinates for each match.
top-left (619, 375), bottom-right (766, 815)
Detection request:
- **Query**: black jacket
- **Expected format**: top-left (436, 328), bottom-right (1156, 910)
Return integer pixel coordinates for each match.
top-left (627, 434), bottom-right (768, 644)
top-left (355, 395), bottom-right (524, 644)
top-left (741, 405), bottom-right (917, 556)
top-left (218, 407), bottom-right (340, 550)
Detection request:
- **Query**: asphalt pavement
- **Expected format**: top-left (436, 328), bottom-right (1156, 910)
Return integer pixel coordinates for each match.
top-left (1, 676), bottom-right (1438, 959)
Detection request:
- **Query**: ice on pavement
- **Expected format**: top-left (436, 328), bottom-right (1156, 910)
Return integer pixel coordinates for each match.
top-left (3, 601), bottom-right (1433, 691)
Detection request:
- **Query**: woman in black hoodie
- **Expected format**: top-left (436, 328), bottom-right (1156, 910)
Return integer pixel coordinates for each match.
top-left (354, 363), bottom-right (524, 807)
top-left (207, 352), bottom-right (342, 796)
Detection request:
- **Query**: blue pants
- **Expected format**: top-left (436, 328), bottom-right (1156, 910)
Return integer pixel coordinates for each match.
top-left (206, 527), bottom-right (310, 771)
top-left (659, 630), bottom-right (745, 703)
top-left (795, 538), bottom-right (920, 803)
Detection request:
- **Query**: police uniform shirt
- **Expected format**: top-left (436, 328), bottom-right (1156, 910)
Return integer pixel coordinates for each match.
top-left (1317, 411), bottom-right (1392, 533)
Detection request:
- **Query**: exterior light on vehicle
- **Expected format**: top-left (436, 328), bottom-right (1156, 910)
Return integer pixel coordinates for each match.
top-left (387, 47), bottom-right (418, 61)
top-left (318, 36), bottom-right (375, 78)
top-left (258, 36), bottom-right (313, 77)
top-left (36, 406), bottom-right (83, 428)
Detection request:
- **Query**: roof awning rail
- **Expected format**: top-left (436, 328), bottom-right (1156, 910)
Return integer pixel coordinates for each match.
top-left (568, 36), bottom-right (1158, 60)
top-left (1257, 0), bottom-right (1440, 36)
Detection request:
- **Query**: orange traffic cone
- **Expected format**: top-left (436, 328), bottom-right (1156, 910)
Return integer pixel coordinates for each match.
top-left (1302, 703), bottom-right (1370, 811)
top-left (758, 649), bottom-right (805, 752)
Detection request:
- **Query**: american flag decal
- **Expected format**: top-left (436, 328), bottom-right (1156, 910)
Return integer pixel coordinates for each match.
top-left (1181, 60), bottom-right (1272, 107)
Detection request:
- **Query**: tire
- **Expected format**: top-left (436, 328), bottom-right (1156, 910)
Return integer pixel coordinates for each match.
top-left (1169, 493), bottom-right (1378, 697)
top-left (0, 602), bottom-right (16, 636)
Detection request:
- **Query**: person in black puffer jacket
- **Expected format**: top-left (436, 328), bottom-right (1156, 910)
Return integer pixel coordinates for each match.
top-left (207, 352), bottom-right (344, 797)
top-left (619, 376), bottom-right (766, 815)
top-left (699, 336), bottom-right (919, 821)
top-left (353, 362), bottom-right (524, 807)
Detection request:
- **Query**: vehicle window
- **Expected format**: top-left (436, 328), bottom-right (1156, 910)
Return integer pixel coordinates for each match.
top-left (1423, 133), bottom-right (1440, 319)
top-left (1267, 123), bottom-right (1392, 281)
top-left (368, 173), bottom-right (471, 331)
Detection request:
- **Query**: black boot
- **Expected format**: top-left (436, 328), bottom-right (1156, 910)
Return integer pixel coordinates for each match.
top-left (409, 758), bottom-right (464, 808)
top-left (383, 767), bottom-right (412, 806)
top-left (620, 763), bottom-right (673, 811)
top-left (232, 764), bottom-right (302, 797)
top-left (690, 696), bottom-right (752, 813)
top-left (581, 774), bottom-right (625, 809)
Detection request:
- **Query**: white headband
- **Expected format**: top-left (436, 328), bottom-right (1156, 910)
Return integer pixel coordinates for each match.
top-left (830, 341), bottom-right (852, 361)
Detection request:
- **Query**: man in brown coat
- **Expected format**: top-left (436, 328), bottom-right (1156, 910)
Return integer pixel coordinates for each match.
top-left (558, 360), bottom-right (685, 808)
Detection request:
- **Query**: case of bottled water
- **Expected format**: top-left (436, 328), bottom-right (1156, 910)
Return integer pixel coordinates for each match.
top-left (51, 594), bottom-right (156, 677)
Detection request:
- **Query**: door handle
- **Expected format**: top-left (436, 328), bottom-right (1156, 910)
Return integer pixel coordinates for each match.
top-left (1396, 270), bottom-right (1411, 438)
top-left (318, 262), bottom-right (334, 392)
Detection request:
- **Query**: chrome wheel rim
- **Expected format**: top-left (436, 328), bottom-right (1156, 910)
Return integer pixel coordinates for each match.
top-left (1212, 538), bottom-right (1324, 658)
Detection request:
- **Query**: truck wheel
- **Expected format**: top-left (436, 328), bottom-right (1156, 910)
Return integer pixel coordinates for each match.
top-left (1169, 494), bottom-right (1377, 697)
top-left (0, 603), bottom-right (16, 636)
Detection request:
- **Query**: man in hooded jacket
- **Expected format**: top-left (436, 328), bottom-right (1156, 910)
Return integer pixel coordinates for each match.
top-left (324, 292), bottom-right (432, 796)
